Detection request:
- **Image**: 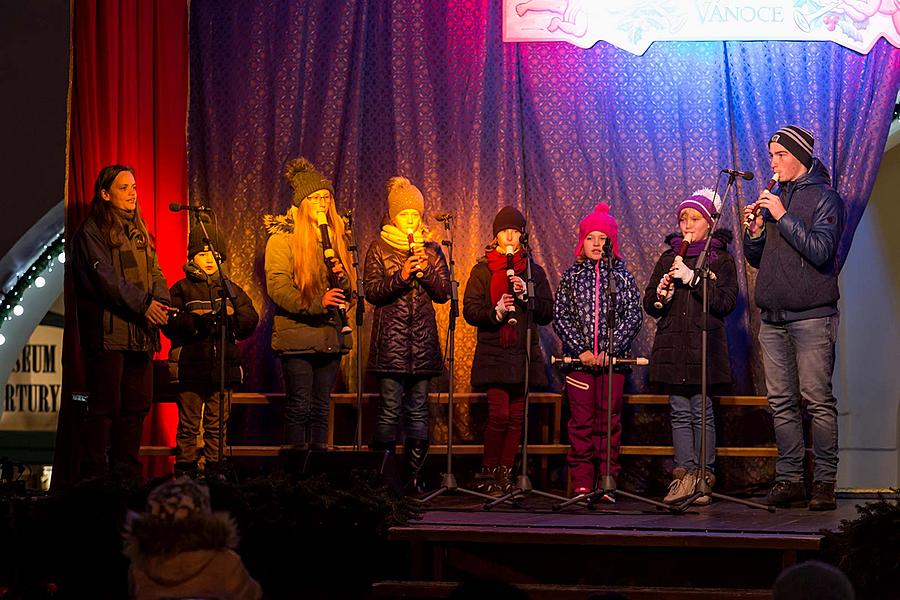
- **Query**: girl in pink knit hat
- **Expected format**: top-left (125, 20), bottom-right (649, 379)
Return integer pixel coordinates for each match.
top-left (553, 203), bottom-right (642, 501)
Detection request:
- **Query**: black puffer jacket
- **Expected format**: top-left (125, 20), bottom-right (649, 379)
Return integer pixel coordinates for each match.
top-left (364, 237), bottom-right (450, 376)
top-left (642, 229), bottom-right (737, 387)
top-left (163, 263), bottom-right (259, 387)
top-left (463, 256), bottom-right (553, 389)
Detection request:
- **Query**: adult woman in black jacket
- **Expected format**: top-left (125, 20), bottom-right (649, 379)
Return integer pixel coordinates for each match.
top-left (71, 164), bottom-right (171, 479)
top-left (463, 206), bottom-right (553, 494)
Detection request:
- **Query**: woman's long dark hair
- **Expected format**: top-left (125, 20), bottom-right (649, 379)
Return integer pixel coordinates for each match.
top-left (89, 165), bottom-right (153, 249)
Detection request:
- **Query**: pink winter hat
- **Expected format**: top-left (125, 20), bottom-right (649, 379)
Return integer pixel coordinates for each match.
top-left (576, 203), bottom-right (620, 258)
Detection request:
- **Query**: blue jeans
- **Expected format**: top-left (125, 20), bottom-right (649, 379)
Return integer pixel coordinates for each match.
top-left (759, 316), bottom-right (839, 483)
top-left (669, 393), bottom-right (716, 472)
top-left (374, 376), bottom-right (430, 443)
top-left (281, 354), bottom-right (340, 446)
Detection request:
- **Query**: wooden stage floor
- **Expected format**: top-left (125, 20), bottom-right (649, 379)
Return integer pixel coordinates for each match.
top-left (383, 495), bottom-right (862, 597)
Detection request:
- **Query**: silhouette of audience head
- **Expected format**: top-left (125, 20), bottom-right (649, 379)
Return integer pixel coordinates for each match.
top-left (773, 560), bottom-right (854, 600)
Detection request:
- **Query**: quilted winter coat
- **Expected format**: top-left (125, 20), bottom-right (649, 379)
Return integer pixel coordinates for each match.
top-left (364, 237), bottom-right (450, 376)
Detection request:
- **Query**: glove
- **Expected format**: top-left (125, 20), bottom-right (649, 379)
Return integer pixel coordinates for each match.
top-left (494, 295), bottom-right (511, 321)
top-left (509, 275), bottom-right (526, 298)
top-left (670, 257), bottom-right (695, 286)
top-left (655, 275), bottom-right (674, 304)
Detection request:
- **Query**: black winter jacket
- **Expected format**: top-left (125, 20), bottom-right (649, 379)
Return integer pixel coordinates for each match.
top-left (163, 263), bottom-right (259, 387)
top-left (463, 256), bottom-right (552, 389)
top-left (364, 237), bottom-right (450, 376)
top-left (643, 230), bottom-right (737, 387)
top-left (744, 159), bottom-right (844, 322)
top-left (71, 209), bottom-right (170, 354)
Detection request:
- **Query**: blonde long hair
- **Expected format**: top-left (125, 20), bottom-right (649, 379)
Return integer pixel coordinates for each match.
top-left (290, 199), bottom-right (356, 308)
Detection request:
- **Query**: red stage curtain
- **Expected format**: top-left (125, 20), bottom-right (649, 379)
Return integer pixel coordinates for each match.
top-left (55, 0), bottom-right (188, 486)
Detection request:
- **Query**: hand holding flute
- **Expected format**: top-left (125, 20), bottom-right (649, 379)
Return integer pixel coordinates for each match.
top-left (316, 211), bottom-right (352, 334)
top-left (743, 173), bottom-right (781, 237)
top-left (407, 228), bottom-right (425, 279)
top-left (505, 245), bottom-right (519, 326)
top-left (653, 234), bottom-right (691, 309)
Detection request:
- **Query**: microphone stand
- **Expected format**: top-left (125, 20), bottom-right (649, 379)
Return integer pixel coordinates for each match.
top-left (420, 215), bottom-right (495, 503)
top-left (194, 213), bottom-right (237, 479)
top-left (343, 211), bottom-right (365, 451)
top-left (554, 241), bottom-right (676, 512)
top-left (675, 172), bottom-right (773, 512)
top-left (485, 234), bottom-right (568, 510)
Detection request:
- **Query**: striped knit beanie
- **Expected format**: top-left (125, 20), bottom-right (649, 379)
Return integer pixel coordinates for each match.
top-left (769, 125), bottom-right (814, 168)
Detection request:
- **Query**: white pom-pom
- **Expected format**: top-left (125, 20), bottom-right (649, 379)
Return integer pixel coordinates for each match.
top-left (691, 187), bottom-right (722, 212)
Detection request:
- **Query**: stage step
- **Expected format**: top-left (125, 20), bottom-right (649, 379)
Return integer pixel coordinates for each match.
top-left (140, 443), bottom-right (776, 457)
top-left (226, 392), bottom-right (769, 406)
top-left (142, 392), bottom-right (775, 459)
top-left (371, 580), bottom-right (772, 599)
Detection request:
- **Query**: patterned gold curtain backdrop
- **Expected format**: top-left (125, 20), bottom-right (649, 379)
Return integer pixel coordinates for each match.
top-left (187, 0), bottom-right (900, 408)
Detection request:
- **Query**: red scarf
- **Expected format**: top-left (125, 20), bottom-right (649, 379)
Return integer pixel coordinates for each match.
top-left (486, 248), bottom-right (527, 347)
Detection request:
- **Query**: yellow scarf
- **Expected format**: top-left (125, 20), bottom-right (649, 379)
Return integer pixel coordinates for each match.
top-left (380, 224), bottom-right (430, 251)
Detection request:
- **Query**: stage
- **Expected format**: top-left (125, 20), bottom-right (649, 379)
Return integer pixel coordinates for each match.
top-left (378, 494), bottom-right (862, 599)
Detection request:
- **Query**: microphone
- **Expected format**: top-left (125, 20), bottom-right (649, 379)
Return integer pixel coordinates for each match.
top-left (721, 169), bottom-right (754, 181)
top-left (169, 202), bottom-right (212, 212)
top-left (551, 356), bottom-right (649, 367)
top-left (505, 245), bottom-right (517, 326)
top-left (433, 213), bottom-right (453, 222)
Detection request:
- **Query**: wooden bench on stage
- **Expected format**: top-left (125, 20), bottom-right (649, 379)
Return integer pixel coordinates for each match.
top-left (140, 393), bottom-right (776, 459)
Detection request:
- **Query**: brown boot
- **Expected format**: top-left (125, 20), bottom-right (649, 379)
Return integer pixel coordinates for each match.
top-left (692, 470), bottom-right (715, 506)
top-left (809, 481), bottom-right (836, 511)
top-left (663, 467), bottom-right (696, 504)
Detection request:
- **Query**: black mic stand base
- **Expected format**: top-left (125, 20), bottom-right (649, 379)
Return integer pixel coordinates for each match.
top-left (552, 474), bottom-right (684, 513)
top-left (675, 478), bottom-right (775, 513)
top-left (419, 471), bottom-right (497, 504)
top-left (483, 473), bottom-right (569, 510)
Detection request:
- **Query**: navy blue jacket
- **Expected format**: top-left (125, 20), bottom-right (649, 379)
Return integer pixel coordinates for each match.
top-left (744, 159), bottom-right (844, 322)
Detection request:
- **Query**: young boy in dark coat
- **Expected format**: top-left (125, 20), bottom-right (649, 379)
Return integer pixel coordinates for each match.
top-left (643, 188), bottom-right (737, 505)
top-left (463, 206), bottom-right (553, 495)
top-left (164, 226), bottom-right (259, 476)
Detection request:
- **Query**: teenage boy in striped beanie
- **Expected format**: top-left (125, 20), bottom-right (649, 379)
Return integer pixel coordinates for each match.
top-left (743, 125), bottom-right (845, 511)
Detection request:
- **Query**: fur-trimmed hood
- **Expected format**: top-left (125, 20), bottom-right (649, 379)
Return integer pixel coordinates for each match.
top-left (123, 510), bottom-right (239, 565)
top-left (263, 212), bottom-right (294, 236)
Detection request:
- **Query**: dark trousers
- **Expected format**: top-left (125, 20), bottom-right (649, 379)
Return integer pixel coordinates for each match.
top-left (81, 350), bottom-right (153, 479)
top-left (373, 375), bottom-right (431, 443)
top-left (483, 385), bottom-right (525, 468)
top-left (565, 371), bottom-right (625, 490)
top-left (281, 354), bottom-right (340, 446)
top-left (175, 388), bottom-right (228, 464)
